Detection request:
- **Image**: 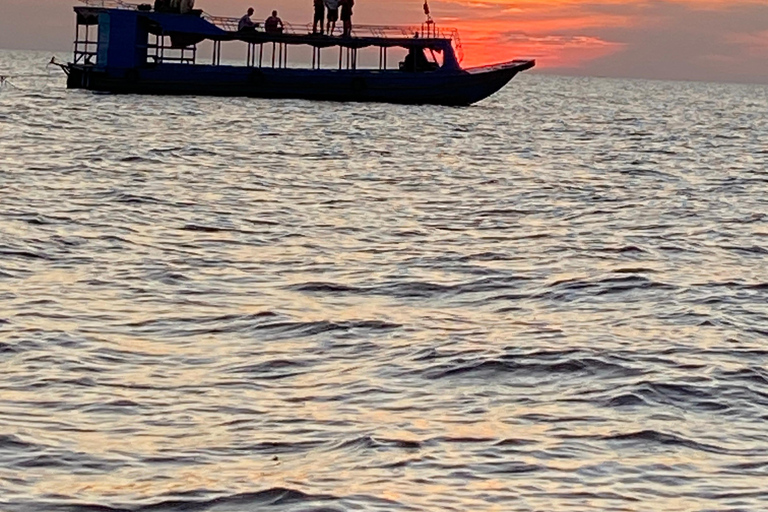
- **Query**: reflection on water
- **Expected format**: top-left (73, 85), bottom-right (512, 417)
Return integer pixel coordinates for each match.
top-left (1, 50), bottom-right (768, 511)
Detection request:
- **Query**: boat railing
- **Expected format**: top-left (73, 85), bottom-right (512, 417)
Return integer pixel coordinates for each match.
top-left (200, 16), bottom-right (459, 42)
top-left (201, 15), bottom-right (239, 32)
top-left (79, 0), bottom-right (138, 9)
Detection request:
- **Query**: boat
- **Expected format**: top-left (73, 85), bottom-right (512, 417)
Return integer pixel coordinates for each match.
top-left (63, 0), bottom-right (535, 106)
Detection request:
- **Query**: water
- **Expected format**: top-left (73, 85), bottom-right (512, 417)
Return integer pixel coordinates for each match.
top-left (1, 49), bottom-right (768, 512)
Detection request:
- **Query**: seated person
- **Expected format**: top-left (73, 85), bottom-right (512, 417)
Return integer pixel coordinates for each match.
top-left (153, 0), bottom-right (170, 12)
top-left (400, 47), bottom-right (435, 72)
top-left (264, 10), bottom-right (284, 33)
top-left (238, 7), bottom-right (258, 31)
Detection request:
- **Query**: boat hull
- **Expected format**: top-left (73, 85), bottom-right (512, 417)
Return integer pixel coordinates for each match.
top-left (66, 61), bottom-right (534, 106)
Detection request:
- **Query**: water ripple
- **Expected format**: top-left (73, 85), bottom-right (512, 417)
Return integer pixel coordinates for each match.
top-left (1, 50), bottom-right (768, 512)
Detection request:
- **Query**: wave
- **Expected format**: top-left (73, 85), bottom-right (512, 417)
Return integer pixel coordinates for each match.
top-left (719, 367), bottom-right (768, 386)
top-left (720, 244), bottom-right (768, 256)
top-left (333, 435), bottom-right (422, 451)
top-left (625, 380), bottom-right (735, 412)
top-left (289, 282), bottom-right (361, 293)
top-left (0, 248), bottom-right (51, 260)
top-left (289, 276), bottom-right (529, 299)
top-left (222, 358), bottom-right (309, 380)
top-left (44, 488), bottom-right (340, 512)
top-left (602, 429), bottom-right (758, 455)
top-left (604, 393), bottom-right (648, 407)
top-left (250, 319), bottom-right (401, 339)
top-left (541, 274), bottom-right (676, 301)
top-left (0, 434), bottom-right (38, 451)
top-left (426, 354), bottom-right (642, 380)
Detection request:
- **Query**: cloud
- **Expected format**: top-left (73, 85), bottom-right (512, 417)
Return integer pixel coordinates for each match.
top-left (431, 0), bottom-right (768, 83)
top-left (578, 2), bottom-right (768, 82)
top-left (729, 30), bottom-right (768, 56)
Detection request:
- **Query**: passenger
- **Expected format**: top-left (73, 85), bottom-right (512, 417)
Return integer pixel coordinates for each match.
top-left (264, 10), bottom-right (284, 33)
top-left (339, 0), bottom-right (353, 37)
top-left (313, 0), bottom-right (325, 34)
top-left (153, 0), bottom-right (170, 13)
top-left (402, 51), bottom-right (414, 72)
top-left (324, 0), bottom-right (339, 35)
top-left (401, 46), bottom-right (432, 72)
top-left (238, 7), bottom-right (257, 31)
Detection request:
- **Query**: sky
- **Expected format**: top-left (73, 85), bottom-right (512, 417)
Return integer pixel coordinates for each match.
top-left (1, 0), bottom-right (767, 83)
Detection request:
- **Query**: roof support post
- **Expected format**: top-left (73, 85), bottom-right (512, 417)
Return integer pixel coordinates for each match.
top-left (84, 23), bottom-right (90, 64)
top-left (75, 23), bottom-right (80, 63)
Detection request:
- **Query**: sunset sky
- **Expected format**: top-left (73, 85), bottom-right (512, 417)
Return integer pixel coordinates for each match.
top-left (2, 0), bottom-right (767, 83)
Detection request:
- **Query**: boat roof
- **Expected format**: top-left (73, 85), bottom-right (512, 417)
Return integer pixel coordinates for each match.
top-left (75, 1), bottom-right (461, 52)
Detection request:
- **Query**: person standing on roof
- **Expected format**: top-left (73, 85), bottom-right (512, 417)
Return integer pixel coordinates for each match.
top-left (324, 0), bottom-right (339, 35)
top-left (339, 0), bottom-right (354, 37)
top-left (313, 0), bottom-right (325, 34)
top-left (238, 7), bottom-right (258, 31)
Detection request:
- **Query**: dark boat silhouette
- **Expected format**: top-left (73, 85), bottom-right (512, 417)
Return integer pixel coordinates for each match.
top-left (64, 0), bottom-right (535, 106)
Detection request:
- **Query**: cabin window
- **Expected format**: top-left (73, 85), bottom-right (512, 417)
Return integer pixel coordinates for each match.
top-left (429, 48), bottom-right (444, 68)
top-left (146, 33), bottom-right (197, 65)
top-left (399, 48), bottom-right (439, 72)
top-left (73, 20), bottom-right (99, 65)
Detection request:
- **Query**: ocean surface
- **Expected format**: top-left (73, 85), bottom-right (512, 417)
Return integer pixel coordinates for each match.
top-left (1, 49), bottom-right (767, 512)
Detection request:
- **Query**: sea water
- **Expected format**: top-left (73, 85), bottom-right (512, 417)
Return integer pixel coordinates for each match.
top-left (1, 49), bottom-right (768, 511)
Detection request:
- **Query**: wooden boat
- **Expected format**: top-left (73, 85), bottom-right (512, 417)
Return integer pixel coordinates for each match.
top-left (64, 0), bottom-right (535, 106)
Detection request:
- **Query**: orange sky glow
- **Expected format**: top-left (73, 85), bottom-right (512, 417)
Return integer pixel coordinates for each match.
top-left (430, 0), bottom-right (768, 77)
top-left (1, 0), bottom-right (767, 83)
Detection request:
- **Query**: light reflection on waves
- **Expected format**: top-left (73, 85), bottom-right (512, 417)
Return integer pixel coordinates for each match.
top-left (2, 49), bottom-right (768, 512)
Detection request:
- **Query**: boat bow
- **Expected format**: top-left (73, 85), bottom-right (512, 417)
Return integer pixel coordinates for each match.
top-left (465, 59), bottom-right (536, 74)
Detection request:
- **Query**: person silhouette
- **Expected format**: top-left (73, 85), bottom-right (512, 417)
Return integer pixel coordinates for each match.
top-left (238, 7), bottom-right (257, 31)
top-left (340, 0), bottom-right (354, 37)
top-left (324, 0), bottom-right (339, 35)
top-left (264, 10), bottom-right (284, 33)
top-left (313, 0), bottom-right (325, 34)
